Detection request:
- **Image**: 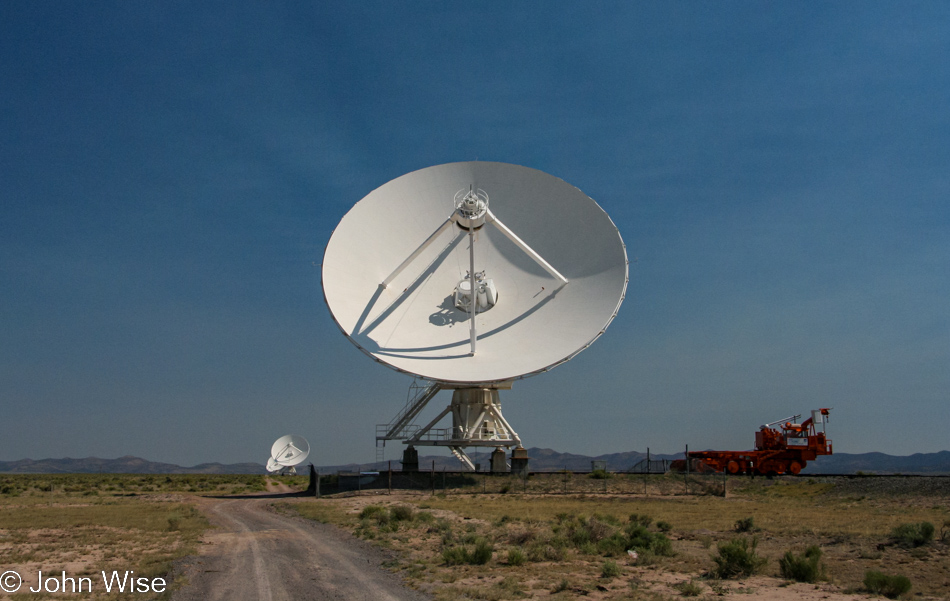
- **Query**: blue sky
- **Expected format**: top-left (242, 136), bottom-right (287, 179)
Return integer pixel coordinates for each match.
top-left (2, 2), bottom-right (948, 466)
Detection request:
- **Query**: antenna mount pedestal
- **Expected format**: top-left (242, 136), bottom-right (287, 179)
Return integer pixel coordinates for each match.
top-left (378, 383), bottom-right (525, 472)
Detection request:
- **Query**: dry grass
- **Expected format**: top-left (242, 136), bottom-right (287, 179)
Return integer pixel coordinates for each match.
top-left (0, 482), bottom-right (211, 599)
top-left (0, 473), bottom-right (289, 497)
top-left (290, 477), bottom-right (950, 600)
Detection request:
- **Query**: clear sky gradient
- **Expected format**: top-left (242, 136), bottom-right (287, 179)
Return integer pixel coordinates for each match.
top-left (2, 3), bottom-right (948, 466)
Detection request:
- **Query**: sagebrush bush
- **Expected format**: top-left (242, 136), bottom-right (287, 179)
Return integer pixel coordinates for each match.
top-left (629, 513), bottom-right (653, 528)
top-left (596, 532), bottom-right (628, 556)
top-left (527, 542), bottom-right (565, 562)
top-left (734, 517), bottom-right (757, 533)
top-left (442, 546), bottom-right (469, 566)
top-left (415, 510), bottom-right (435, 524)
top-left (359, 505), bottom-right (386, 520)
top-left (864, 570), bottom-right (911, 599)
top-left (656, 520), bottom-right (672, 532)
top-left (676, 580), bottom-right (703, 597)
top-left (471, 539), bottom-right (494, 565)
top-left (625, 524), bottom-right (675, 557)
top-left (390, 505), bottom-right (414, 522)
top-left (601, 560), bottom-right (621, 578)
top-left (779, 545), bottom-right (824, 583)
top-left (507, 547), bottom-right (526, 566)
top-left (891, 522), bottom-right (934, 548)
top-left (712, 537), bottom-right (767, 579)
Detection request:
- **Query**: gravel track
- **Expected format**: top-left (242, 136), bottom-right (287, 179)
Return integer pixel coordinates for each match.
top-left (169, 498), bottom-right (429, 601)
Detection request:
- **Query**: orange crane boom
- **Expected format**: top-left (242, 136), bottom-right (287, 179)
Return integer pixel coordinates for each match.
top-left (674, 408), bottom-right (833, 476)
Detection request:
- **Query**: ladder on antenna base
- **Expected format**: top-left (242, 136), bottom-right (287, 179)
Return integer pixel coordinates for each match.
top-left (377, 380), bottom-right (442, 441)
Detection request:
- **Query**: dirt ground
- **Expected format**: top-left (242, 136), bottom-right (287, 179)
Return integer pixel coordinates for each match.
top-left (284, 482), bottom-right (950, 601)
top-left (167, 496), bottom-right (429, 601)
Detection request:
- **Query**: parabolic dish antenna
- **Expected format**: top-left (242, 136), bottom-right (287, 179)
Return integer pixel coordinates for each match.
top-left (268, 434), bottom-right (310, 473)
top-left (322, 162), bottom-right (627, 471)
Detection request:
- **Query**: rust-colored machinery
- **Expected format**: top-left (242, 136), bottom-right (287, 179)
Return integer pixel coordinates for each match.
top-left (675, 408), bottom-right (833, 476)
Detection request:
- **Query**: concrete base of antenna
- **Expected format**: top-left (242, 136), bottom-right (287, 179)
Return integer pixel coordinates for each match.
top-left (490, 448), bottom-right (507, 473)
top-left (510, 446), bottom-right (530, 476)
top-left (401, 446), bottom-right (420, 472)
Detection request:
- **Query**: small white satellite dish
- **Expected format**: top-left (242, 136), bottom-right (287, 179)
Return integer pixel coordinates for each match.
top-left (322, 162), bottom-right (627, 471)
top-left (267, 434), bottom-right (310, 474)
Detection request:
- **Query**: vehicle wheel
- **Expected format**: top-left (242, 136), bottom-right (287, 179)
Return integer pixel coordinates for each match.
top-left (775, 462), bottom-right (786, 474)
top-left (789, 461), bottom-right (802, 475)
top-left (727, 460), bottom-right (740, 474)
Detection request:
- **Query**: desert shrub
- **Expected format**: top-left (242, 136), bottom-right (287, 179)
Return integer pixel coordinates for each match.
top-left (578, 541), bottom-right (597, 555)
top-left (601, 560), bottom-right (621, 578)
top-left (507, 527), bottom-right (537, 546)
top-left (587, 517), bottom-right (616, 540)
top-left (460, 531), bottom-right (480, 545)
top-left (359, 505), bottom-right (387, 520)
top-left (596, 532), bottom-right (629, 557)
top-left (649, 533), bottom-right (674, 557)
top-left (527, 542), bottom-right (566, 562)
top-left (712, 537), bottom-right (767, 579)
top-left (734, 517), bottom-right (757, 533)
top-left (552, 579), bottom-right (570, 593)
top-left (891, 522), bottom-right (934, 548)
top-left (442, 546), bottom-right (469, 566)
top-left (656, 521), bottom-right (672, 533)
top-left (633, 549), bottom-right (660, 566)
top-left (593, 512), bottom-right (621, 527)
top-left (676, 579), bottom-right (703, 597)
top-left (415, 510), bottom-right (435, 524)
top-left (629, 513), bottom-right (653, 528)
top-left (471, 539), bottom-right (494, 565)
top-left (779, 545), bottom-right (824, 583)
top-left (626, 523), bottom-right (652, 547)
top-left (390, 505), bottom-right (414, 522)
top-left (864, 570), bottom-right (911, 599)
top-left (499, 483), bottom-right (511, 494)
top-left (507, 547), bottom-right (526, 566)
top-left (625, 524), bottom-right (674, 557)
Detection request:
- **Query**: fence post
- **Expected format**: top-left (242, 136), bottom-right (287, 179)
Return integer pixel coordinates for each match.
top-left (645, 448), bottom-right (649, 495)
top-left (388, 460), bottom-right (392, 495)
top-left (684, 445), bottom-right (689, 495)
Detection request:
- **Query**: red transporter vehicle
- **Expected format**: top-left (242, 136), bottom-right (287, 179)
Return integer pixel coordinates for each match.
top-left (679, 408), bottom-right (833, 476)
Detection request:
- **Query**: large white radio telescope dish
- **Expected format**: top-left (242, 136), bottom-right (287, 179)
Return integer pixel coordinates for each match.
top-left (322, 162), bottom-right (627, 385)
top-left (269, 434), bottom-right (310, 468)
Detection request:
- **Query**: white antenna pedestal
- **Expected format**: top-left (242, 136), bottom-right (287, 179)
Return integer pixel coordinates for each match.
top-left (377, 385), bottom-right (524, 472)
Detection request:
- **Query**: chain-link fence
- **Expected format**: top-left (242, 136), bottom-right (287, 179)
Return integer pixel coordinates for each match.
top-left (316, 469), bottom-right (729, 497)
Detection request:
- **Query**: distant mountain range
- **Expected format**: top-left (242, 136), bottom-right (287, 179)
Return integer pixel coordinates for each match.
top-left (2, 449), bottom-right (949, 475)
top-left (0, 455), bottom-right (264, 475)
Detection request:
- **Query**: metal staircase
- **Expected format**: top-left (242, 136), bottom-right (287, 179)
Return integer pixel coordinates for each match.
top-left (375, 379), bottom-right (442, 463)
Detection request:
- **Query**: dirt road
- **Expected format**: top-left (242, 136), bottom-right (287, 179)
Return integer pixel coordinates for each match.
top-left (169, 497), bottom-right (429, 601)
